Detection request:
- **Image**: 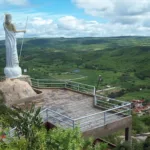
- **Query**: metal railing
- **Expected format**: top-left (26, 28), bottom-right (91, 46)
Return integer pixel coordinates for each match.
top-left (7, 102), bottom-right (131, 138)
top-left (31, 78), bottom-right (95, 95)
top-left (94, 94), bottom-right (131, 110)
top-left (39, 102), bottom-right (131, 132)
top-left (6, 77), bottom-right (131, 137)
top-left (30, 78), bottom-right (131, 132)
top-left (39, 108), bottom-right (75, 128)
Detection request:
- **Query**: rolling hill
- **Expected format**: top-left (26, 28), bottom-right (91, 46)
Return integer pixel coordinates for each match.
top-left (0, 36), bottom-right (150, 101)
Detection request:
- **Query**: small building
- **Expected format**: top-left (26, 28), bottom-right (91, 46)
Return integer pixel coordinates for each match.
top-left (132, 100), bottom-right (144, 108)
top-left (132, 100), bottom-right (150, 115)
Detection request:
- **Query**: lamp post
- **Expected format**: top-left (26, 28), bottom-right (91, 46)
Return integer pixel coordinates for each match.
top-left (96, 75), bottom-right (102, 91)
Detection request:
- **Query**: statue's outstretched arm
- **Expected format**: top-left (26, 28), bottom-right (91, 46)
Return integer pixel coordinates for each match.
top-left (12, 24), bottom-right (26, 33)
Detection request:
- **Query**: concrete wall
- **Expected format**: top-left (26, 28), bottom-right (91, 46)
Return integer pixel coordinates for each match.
top-left (83, 116), bottom-right (132, 140)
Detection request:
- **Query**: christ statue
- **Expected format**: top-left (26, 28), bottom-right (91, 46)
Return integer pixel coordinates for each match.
top-left (3, 14), bottom-right (26, 78)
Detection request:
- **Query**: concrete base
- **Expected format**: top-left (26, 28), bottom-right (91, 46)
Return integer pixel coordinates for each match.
top-left (83, 116), bottom-right (132, 142)
top-left (4, 66), bottom-right (22, 79)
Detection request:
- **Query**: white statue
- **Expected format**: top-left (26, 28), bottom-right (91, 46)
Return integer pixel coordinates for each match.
top-left (3, 14), bottom-right (26, 78)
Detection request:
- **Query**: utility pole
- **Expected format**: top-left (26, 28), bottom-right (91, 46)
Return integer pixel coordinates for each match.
top-left (96, 75), bottom-right (102, 91)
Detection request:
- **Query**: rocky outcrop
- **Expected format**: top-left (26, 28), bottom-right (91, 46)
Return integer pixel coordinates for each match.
top-left (0, 79), bottom-right (36, 106)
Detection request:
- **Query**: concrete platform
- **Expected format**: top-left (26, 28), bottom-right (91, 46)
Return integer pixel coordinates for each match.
top-left (16, 89), bottom-right (127, 131)
top-left (14, 88), bottom-right (132, 141)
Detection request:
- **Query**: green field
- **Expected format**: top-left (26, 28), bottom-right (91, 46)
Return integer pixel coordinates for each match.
top-left (0, 36), bottom-right (150, 102)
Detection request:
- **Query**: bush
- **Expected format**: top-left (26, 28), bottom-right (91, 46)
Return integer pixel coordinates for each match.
top-left (143, 136), bottom-right (150, 150)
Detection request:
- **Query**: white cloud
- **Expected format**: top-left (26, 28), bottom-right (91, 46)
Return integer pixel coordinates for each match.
top-left (73, 0), bottom-right (150, 16)
top-left (31, 17), bottom-right (53, 26)
top-left (73, 0), bottom-right (150, 25)
top-left (1, 11), bottom-right (150, 40)
top-left (73, 0), bottom-right (114, 17)
top-left (0, 0), bottom-right (28, 6)
top-left (58, 16), bottom-right (85, 30)
top-left (57, 15), bottom-right (150, 37)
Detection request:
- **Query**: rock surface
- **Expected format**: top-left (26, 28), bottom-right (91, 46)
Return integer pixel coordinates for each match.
top-left (0, 79), bottom-right (36, 106)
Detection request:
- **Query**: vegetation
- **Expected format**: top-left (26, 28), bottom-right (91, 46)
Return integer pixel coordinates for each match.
top-left (0, 104), bottom-right (108, 150)
top-left (115, 140), bottom-right (143, 150)
top-left (1, 36), bottom-right (150, 101)
top-left (0, 104), bottom-right (149, 150)
top-left (132, 114), bottom-right (150, 134)
top-left (0, 37), bottom-right (150, 148)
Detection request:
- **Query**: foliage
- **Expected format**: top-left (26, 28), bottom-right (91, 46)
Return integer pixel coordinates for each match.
top-left (0, 37), bottom-right (150, 148)
top-left (45, 127), bottom-right (108, 150)
top-left (0, 104), bottom-right (108, 150)
top-left (132, 114), bottom-right (150, 134)
top-left (115, 141), bottom-right (131, 150)
top-left (10, 105), bottom-right (42, 149)
top-left (115, 140), bottom-right (143, 150)
top-left (143, 136), bottom-right (150, 150)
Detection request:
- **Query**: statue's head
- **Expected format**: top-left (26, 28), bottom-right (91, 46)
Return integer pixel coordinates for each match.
top-left (5, 14), bottom-right (12, 23)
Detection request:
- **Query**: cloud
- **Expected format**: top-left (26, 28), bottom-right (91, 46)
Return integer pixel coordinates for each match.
top-left (58, 16), bottom-right (85, 30)
top-left (0, 0), bottom-right (29, 6)
top-left (73, 0), bottom-right (150, 16)
top-left (56, 15), bottom-right (150, 37)
top-left (73, 0), bottom-right (150, 25)
top-left (73, 0), bottom-right (114, 17)
top-left (1, 11), bottom-right (150, 40)
top-left (31, 17), bottom-right (53, 26)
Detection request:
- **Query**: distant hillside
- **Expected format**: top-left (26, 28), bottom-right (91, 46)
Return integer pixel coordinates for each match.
top-left (0, 37), bottom-right (150, 101)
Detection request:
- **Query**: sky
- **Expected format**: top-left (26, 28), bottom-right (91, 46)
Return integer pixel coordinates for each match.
top-left (1, 0), bottom-right (150, 39)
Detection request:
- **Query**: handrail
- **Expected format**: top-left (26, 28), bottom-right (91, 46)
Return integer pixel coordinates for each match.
top-left (74, 103), bottom-right (130, 121)
top-left (66, 80), bottom-right (95, 88)
top-left (47, 108), bottom-right (74, 122)
top-left (30, 77), bottom-right (131, 131)
top-left (30, 78), bottom-right (95, 95)
top-left (96, 94), bottom-right (130, 105)
top-left (31, 78), bottom-right (95, 88)
top-left (47, 115), bottom-right (73, 127)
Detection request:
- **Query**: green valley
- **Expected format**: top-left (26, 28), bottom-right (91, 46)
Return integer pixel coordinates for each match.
top-left (0, 36), bottom-right (150, 102)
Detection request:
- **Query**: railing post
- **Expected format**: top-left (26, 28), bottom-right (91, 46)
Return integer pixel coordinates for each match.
top-left (94, 95), bottom-right (97, 106)
top-left (37, 79), bottom-right (39, 88)
top-left (46, 109), bottom-right (48, 122)
top-left (93, 86), bottom-right (96, 95)
top-left (104, 112), bottom-right (106, 125)
top-left (65, 81), bottom-right (67, 88)
top-left (128, 104), bottom-right (132, 115)
top-left (73, 120), bottom-right (75, 129)
top-left (78, 84), bottom-right (79, 91)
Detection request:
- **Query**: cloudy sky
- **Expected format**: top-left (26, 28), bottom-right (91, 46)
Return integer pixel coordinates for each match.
top-left (1, 0), bottom-right (150, 39)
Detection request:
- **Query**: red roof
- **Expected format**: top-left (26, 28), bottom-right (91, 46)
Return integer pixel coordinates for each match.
top-left (132, 100), bottom-right (144, 103)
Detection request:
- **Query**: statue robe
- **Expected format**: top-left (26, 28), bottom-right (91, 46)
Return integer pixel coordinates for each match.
top-left (3, 23), bottom-right (22, 78)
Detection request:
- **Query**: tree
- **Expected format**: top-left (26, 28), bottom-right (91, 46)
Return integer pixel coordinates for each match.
top-left (143, 136), bottom-right (150, 150)
top-left (10, 105), bottom-right (42, 149)
top-left (115, 140), bottom-right (143, 150)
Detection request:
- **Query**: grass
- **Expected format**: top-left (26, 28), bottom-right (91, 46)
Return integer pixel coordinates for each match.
top-left (49, 73), bottom-right (86, 80)
top-left (119, 89), bottom-right (150, 101)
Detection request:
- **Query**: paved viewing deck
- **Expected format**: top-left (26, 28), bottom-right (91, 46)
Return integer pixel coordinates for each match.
top-left (16, 88), bottom-right (129, 132)
top-left (37, 89), bottom-right (123, 131)
top-left (14, 78), bottom-right (132, 140)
